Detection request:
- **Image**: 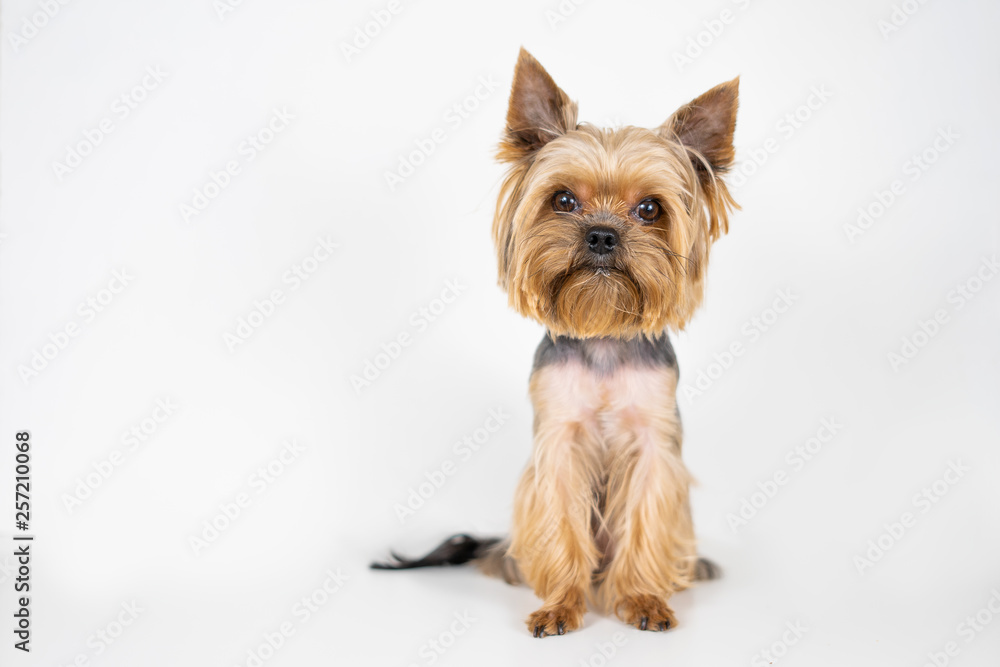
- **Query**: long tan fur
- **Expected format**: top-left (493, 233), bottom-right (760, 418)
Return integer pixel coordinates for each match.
top-left (491, 49), bottom-right (739, 636)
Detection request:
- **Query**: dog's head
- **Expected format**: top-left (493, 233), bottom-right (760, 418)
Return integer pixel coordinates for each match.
top-left (493, 48), bottom-right (739, 338)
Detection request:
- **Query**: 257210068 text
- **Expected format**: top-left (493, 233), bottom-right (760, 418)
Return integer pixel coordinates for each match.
top-left (13, 430), bottom-right (33, 652)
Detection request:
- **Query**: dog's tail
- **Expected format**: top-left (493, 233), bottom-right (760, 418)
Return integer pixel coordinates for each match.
top-left (693, 556), bottom-right (722, 581)
top-left (371, 534), bottom-right (720, 584)
top-left (370, 534), bottom-right (522, 584)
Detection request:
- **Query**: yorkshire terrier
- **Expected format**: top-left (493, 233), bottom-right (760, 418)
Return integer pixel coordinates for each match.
top-left (374, 48), bottom-right (739, 638)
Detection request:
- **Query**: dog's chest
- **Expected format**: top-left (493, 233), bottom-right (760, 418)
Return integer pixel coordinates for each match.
top-left (529, 364), bottom-right (679, 459)
top-left (531, 334), bottom-right (679, 418)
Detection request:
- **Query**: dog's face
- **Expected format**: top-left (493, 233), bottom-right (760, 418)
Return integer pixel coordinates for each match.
top-left (493, 49), bottom-right (740, 338)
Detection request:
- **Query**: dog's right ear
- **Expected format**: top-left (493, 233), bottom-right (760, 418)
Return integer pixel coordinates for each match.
top-left (498, 48), bottom-right (578, 163)
top-left (659, 77), bottom-right (740, 174)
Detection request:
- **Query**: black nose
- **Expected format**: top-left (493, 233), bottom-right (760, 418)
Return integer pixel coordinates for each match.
top-left (585, 227), bottom-right (619, 255)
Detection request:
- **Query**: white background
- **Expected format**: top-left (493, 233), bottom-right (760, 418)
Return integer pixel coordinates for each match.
top-left (2, 0), bottom-right (999, 665)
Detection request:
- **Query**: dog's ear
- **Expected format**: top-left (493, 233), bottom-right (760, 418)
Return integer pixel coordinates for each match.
top-left (498, 48), bottom-right (578, 162)
top-left (661, 78), bottom-right (740, 247)
top-left (660, 77), bottom-right (739, 173)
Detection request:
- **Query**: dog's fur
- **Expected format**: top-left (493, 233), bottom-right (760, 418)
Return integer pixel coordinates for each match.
top-left (373, 48), bottom-right (739, 637)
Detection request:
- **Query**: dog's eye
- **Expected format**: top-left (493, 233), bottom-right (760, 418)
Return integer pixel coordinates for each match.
top-left (634, 199), bottom-right (661, 223)
top-left (552, 191), bottom-right (578, 213)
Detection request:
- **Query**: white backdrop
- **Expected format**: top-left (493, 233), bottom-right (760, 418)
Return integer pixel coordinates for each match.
top-left (2, 0), bottom-right (999, 665)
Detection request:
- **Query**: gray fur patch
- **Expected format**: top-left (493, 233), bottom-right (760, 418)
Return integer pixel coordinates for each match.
top-left (532, 334), bottom-right (678, 377)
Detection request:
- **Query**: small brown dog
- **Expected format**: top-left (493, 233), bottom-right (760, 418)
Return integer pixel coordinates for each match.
top-left (374, 48), bottom-right (739, 638)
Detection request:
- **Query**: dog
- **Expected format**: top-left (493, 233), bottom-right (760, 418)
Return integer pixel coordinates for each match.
top-left (373, 48), bottom-right (739, 638)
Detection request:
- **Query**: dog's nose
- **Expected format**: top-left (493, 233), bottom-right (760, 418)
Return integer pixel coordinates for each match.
top-left (585, 227), bottom-right (619, 255)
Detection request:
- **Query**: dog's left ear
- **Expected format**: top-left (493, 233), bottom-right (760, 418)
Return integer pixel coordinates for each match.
top-left (498, 48), bottom-right (579, 163)
top-left (660, 77), bottom-right (739, 173)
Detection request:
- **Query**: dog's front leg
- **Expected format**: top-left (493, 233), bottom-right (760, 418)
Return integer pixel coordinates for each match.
top-left (601, 367), bottom-right (697, 631)
top-left (510, 365), bottom-right (603, 637)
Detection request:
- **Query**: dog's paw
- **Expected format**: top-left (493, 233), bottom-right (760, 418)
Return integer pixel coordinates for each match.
top-left (616, 594), bottom-right (677, 632)
top-left (526, 603), bottom-right (584, 638)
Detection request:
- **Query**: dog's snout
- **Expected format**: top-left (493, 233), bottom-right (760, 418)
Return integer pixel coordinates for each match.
top-left (584, 227), bottom-right (619, 255)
